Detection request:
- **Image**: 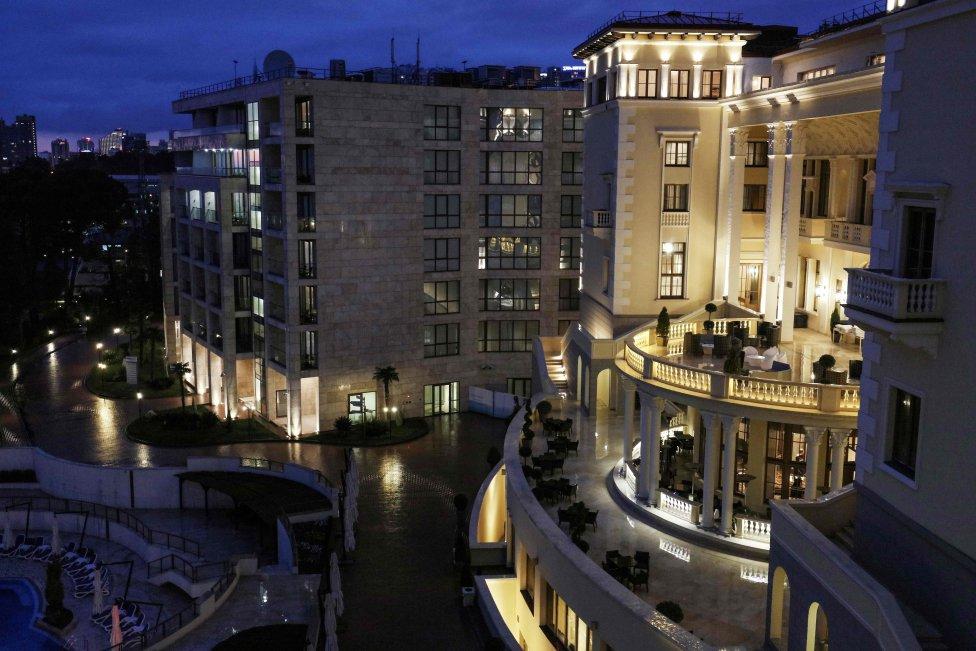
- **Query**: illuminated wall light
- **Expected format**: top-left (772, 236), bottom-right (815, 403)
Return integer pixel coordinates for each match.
top-left (691, 50), bottom-right (704, 63)
top-left (662, 242), bottom-right (675, 255)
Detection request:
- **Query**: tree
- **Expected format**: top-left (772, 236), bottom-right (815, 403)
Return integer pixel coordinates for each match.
top-left (372, 366), bottom-right (400, 407)
top-left (44, 557), bottom-right (70, 627)
top-left (655, 307), bottom-right (671, 345)
top-left (171, 361), bottom-right (191, 410)
top-left (143, 326), bottom-right (164, 381)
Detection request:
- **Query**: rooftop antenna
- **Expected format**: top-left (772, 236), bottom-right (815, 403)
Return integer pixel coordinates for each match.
top-left (415, 37), bottom-right (421, 85)
top-left (390, 36), bottom-right (397, 84)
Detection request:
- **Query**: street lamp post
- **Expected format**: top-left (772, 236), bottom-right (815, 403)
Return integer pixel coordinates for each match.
top-left (391, 406), bottom-right (398, 441)
top-left (383, 407), bottom-right (391, 438)
top-left (113, 327), bottom-right (121, 349)
top-left (136, 392), bottom-right (144, 418)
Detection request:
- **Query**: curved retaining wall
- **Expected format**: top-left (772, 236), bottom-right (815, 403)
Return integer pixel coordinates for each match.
top-left (502, 392), bottom-right (710, 650)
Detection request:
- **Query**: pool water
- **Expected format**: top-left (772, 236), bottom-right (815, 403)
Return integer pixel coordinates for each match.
top-left (0, 579), bottom-right (62, 650)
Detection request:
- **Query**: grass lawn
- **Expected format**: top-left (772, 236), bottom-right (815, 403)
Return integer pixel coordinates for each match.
top-left (127, 405), bottom-right (284, 447)
top-left (300, 416), bottom-right (429, 446)
top-left (87, 344), bottom-right (181, 399)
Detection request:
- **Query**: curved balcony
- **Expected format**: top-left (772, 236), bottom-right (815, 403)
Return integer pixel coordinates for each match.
top-left (621, 311), bottom-right (859, 428)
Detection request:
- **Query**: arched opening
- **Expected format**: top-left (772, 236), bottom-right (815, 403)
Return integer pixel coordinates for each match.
top-left (576, 355), bottom-right (583, 399)
top-left (595, 368), bottom-right (611, 413)
top-left (806, 602), bottom-right (828, 651)
top-left (769, 566), bottom-right (791, 649)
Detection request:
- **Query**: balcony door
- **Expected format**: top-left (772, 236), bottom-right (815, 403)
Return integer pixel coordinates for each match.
top-left (901, 206), bottom-right (935, 279)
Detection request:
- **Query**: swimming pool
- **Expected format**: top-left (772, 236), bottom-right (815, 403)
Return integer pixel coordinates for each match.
top-left (0, 578), bottom-right (62, 650)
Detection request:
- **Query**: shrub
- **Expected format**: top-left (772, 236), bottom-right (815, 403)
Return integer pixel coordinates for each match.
top-left (703, 319), bottom-right (715, 332)
top-left (655, 307), bottom-right (671, 341)
top-left (148, 376), bottom-right (174, 390)
top-left (705, 302), bottom-right (718, 315)
top-left (536, 400), bottom-right (552, 418)
top-left (44, 558), bottom-right (71, 628)
top-left (656, 600), bottom-right (684, 624)
top-left (155, 408), bottom-right (218, 431)
top-left (818, 354), bottom-right (837, 370)
top-left (334, 416), bottom-right (352, 432)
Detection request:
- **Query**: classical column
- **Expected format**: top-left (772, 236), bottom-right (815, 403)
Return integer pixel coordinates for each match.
top-left (618, 63), bottom-right (637, 98)
top-left (762, 123), bottom-right (788, 319)
top-left (724, 128), bottom-right (748, 302)
top-left (692, 64), bottom-right (703, 99)
top-left (803, 426), bottom-right (827, 499)
top-left (720, 414), bottom-right (743, 534)
top-left (778, 122), bottom-right (805, 343)
top-left (829, 429), bottom-right (852, 491)
top-left (700, 412), bottom-right (722, 528)
top-left (287, 373), bottom-right (303, 439)
top-left (659, 63), bottom-right (671, 98)
top-left (687, 405), bottom-right (701, 462)
top-left (621, 384), bottom-right (635, 466)
top-left (637, 394), bottom-right (664, 504)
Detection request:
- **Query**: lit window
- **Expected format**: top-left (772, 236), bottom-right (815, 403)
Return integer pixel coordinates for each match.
top-left (798, 66), bottom-right (836, 82)
top-left (664, 141), bottom-right (690, 167)
top-left (659, 242), bottom-right (686, 298)
top-left (745, 141), bottom-right (769, 167)
top-left (669, 69), bottom-right (690, 98)
top-left (479, 195), bottom-right (542, 228)
top-left (701, 70), bottom-right (723, 98)
top-left (480, 107), bottom-right (543, 142)
top-left (636, 69), bottom-right (658, 97)
top-left (562, 108), bottom-right (584, 142)
top-left (478, 236), bottom-right (541, 270)
top-left (662, 184), bottom-right (689, 212)
top-left (480, 279), bottom-right (540, 311)
top-left (481, 151), bottom-right (542, 185)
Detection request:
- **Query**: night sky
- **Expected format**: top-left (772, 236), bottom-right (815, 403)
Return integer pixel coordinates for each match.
top-left (2, 0), bottom-right (861, 149)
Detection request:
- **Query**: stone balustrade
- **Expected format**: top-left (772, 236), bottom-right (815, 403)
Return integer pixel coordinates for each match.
top-left (588, 209), bottom-right (613, 228)
top-left (846, 268), bottom-right (946, 321)
top-left (658, 488), bottom-right (701, 525)
top-left (735, 514), bottom-right (772, 542)
top-left (827, 220), bottom-right (871, 248)
top-left (661, 211), bottom-right (690, 227)
top-left (799, 216), bottom-right (828, 238)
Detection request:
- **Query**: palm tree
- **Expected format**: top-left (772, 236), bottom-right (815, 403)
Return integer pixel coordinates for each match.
top-left (172, 361), bottom-right (191, 411)
top-left (372, 366), bottom-right (399, 408)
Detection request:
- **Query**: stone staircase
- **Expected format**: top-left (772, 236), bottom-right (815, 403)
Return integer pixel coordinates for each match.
top-left (831, 520), bottom-right (855, 555)
top-left (546, 357), bottom-right (568, 393)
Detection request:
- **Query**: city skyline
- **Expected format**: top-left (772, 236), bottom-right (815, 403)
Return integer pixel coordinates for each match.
top-left (6, 0), bottom-right (867, 147)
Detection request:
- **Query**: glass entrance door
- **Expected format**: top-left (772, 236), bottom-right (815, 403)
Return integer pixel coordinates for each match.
top-left (424, 382), bottom-right (459, 416)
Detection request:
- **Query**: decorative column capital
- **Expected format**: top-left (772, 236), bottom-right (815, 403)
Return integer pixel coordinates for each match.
top-left (638, 392), bottom-right (666, 412)
top-left (803, 425), bottom-right (827, 446)
top-left (829, 428), bottom-right (852, 448)
top-left (729, 128), bottom-right (749, 156)
top-left (767, 122), bottom-right (791, 156)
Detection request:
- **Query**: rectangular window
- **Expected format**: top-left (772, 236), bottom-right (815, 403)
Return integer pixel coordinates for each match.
top-left (275, 390), bottom-right (288, 418)
top-left (234, 275), bottom-right (251, 311)
top-left (558, 320), bottom-right (572, 335)
top-left (701, 70), bottom-right (723, 98)
top-left (249, 191), bottom-right (262, 230)
top-left (246, 101), bottom-right (259, 141)
top-left (559, 237), bottom-right (581, 270)
top-left (544, 585), bottom-right (592, 651)
top-left (636, 69), bottom-right (658, 97)
top-left (867, 53), bottom-right (886, 67)
top-left (478, 320), bottom-right (540, 352)
top-left (560, 195), bottom-right (582, 228)
top-left (751, 75), bottom-right (772, 91)
top-left (247, 147), bottom-right (260, 185)
top-left (479, 279), bottom-right (540, 311)
top-left (902, 206), bottom-right (936, 279)
top-left (662, 184), bottom-right (689, 212)
top-left (297, 192), bottom-right (315, 232)
top-left (299, 240), bottom-right (316, 278)
top-left (424, 150), bottom-right (461, 184)
top-left (295, 96), bottom-right (313, 136)
top-left (660, 242), bottom-right (686, 298)
top-left (559, 277), bottom-right (579, 311)
top-left (480, 107), bottom-right (543, 142)
top-left (888, 388), bottom-right (921, 479)
top-left (424, 238), bottom-right (460, 272)
top-left (745, 141), bottom-right (768, 167)
top-left (232, 192), bottom-right (247, 226)
top-left (478, 236), bottom-right (541, 270)
top-left (664, 141), bottom-right (690, 167)
top-left (424, 194), bottom-right (460, 229)
top-left (424, 323), bottom-right (460, 358)
top-left (596, 76), bottom-right (607, 103)
top-left (296, 144), bottom-right (314, 184)
top-left (424, 382), bottom-right (459, 416)
top-left (481, 151), bottom-right (542, 185)
top-left (743, 184), bottom-right (767, 212)
top-left (300, 285), bottom-right (317, 324)
top-left (561, 152), bottom-right (583, 185)
top-left (669, 69), bottom-right (690, 98)
top-left (479, 195), bottom-right (542, 228)
top-left (817, 159), bottom-right (831, 217)
top-left (301, 330), bottom-right (318, 369)
top-left (424, 280), bottom-right (460, 314)
top-left (424, 105), bottom-right (460, 140)
top-left (347, 391), bottom-right (376, 423)
top-left (232, 232), bottom-right (249, 269)
top-left (562, 108), bottom-right (583, 142)
top-left (508, 378), bottom-right (532, 397)
top-left (799, 66), bottom-right (836, 81)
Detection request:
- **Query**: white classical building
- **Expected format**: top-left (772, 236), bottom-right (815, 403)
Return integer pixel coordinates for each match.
top-left (472, 1), bottom-right (974, 649)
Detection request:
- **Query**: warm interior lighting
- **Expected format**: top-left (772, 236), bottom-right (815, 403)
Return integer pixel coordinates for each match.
top-left (662, 242), bottom-right (675, 255)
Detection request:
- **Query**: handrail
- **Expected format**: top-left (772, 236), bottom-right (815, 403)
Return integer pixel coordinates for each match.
top-left (0, 496), bottom-right (201, 556)
top-left (584, 10), bottom-right (745, 42)
top-left (147, 554), bottom-right (228, 583)
top-left (814, 0), bottom-right (886, 36)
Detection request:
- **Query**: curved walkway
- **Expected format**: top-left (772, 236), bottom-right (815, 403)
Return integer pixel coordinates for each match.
top-left (3, 337), bottom-right (507, 648)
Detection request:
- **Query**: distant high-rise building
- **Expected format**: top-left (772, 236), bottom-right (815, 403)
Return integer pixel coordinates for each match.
top-left (100, 128), bottom-right (127, 155)
top-left (77, 137), bottom-right (95, 154)
top-left (0, 114), bottom-right (38, 170)
top-left (329, 59), bottom-right (346, 79)
top-left (122, 132), bottom-right (148, 152)
top-left (51, 138), bottom-right (70, 165)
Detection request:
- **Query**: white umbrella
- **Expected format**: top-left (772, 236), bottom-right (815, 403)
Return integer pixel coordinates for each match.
top-left (109, 604), bottom-right (123, 648)
top-left (91, 566), bottom-right (104, 617)
top-left (343, 493), bottom-right (358, 526)
top-left (50, 517), bottom-right (60, 558)
top-left (329, 552), bottom-right (344, 617)
top-left (323, 593), bottom-right (339, 651)
top-left (2, 513), bottom-right (12, 551)
top-left (343, 521), bottom-right (356, 553)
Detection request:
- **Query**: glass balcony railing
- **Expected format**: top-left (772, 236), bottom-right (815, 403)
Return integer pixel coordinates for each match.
top-left (301, 354), bottom-right (318, 370)
top-left (176, 166), bottom-right (246, 177)
top-left (205, 208), bottom-right (217, 223)
top-left (299, 263), bottom-right (317, 279)
top-left (298, 216), bottom-right (316, 233)
top-left (265, 213), bottom-right (284, 231)
top-left (231, 211), bottom-right (247, 226)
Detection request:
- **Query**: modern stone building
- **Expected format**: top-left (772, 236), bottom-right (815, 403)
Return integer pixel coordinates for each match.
top-left (161, 61), bottom-right (582, 434)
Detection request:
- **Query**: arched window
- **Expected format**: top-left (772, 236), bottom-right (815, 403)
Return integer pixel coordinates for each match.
top-left (806, 602), bottom-right (828, 651)
top-left (769, 566), bottom-right (790, 648)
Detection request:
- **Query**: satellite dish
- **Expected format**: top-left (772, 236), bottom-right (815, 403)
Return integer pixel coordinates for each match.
top-left (263, 50), bottom-right (295, 75)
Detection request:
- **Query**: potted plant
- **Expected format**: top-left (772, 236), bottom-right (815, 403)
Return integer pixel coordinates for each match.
top-left (723, 338), bottom-right (745, 375)
top-left (815, 354), bottom-right (837, 384)
top-left (656, 600), bottom-right (684, 624)
top-left (536, 400), bottom-right (552, 419)
top-left (830, 305), bottom-right (842, 342)
top-left (655, 307), bottom-right (671, 346)
top-left (40, 558), bottom-right (73, 632)
top-left (704, 302), bottom-right (718, 335)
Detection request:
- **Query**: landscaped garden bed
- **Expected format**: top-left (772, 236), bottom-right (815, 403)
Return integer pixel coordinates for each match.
top-left (127, 405), bottom-right (283, 447)
top-left (300, 416), bottom-right (429, 446)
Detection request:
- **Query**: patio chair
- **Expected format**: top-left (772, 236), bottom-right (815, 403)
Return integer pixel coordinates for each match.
top-left (29, 544), bottom-right (53, 562)
top-left (15, 536), bottom-right (44, 559)
top-left (566, 440), bottom-right (579, 456)
top-left (743, 346), bottom-right (759, 358)
top-left (584, 510), bottom-right (598, 531)
top-left (552, 458), bottom-right (564, 475)
top-left (849, 359), bottom-right (863, 381)
top-left (712, 334), bottom-right (729, 357)
top-left (826, 368), bottom-right (849, 385)
top-left (1, 534), bottom-right (25, 557)
top-left (634, 550), bottom-right (649, 570)
top-left (557, 509), bottom-right (572, 527)
top-left (631, 568), bottom-right (650, 591)
top-left (605, 549), bottom-right (620, 564)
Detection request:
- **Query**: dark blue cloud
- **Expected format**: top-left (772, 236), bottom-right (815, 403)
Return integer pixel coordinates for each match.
top-left (0, 0), bottom-right (862, 149)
